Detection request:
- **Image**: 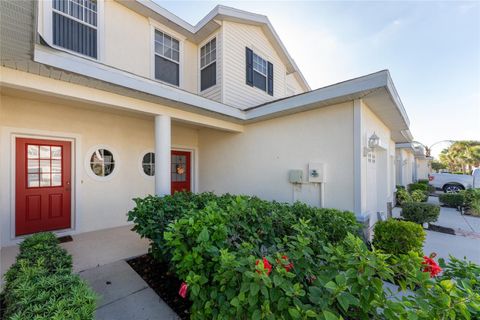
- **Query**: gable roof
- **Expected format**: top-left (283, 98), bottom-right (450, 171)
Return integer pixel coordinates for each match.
top-left (116, 1), bottom-right (310, 91)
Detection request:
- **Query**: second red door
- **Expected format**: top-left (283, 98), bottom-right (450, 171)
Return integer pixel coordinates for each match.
top-left (171, 150), bottom-right (191, 194)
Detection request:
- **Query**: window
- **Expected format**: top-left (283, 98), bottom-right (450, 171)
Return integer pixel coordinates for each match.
top-left (27, 145), bottom-right (62, 188)
top-left (171, 154), bottom-right (187, 182)
top-left (142, 152), bottom-right (155, 176)
top-left (253, 53), bottom-right (267, 91)
top-left (200, 38), bottom-right (216, 91)
top-left (52, 0), bottom-right (98, 58)
top-left (154, 30), bottom-right (180, 86)
top-left (246, 48), bottom-right (274, 95)
top-left (90, 149), bottom-right (115, 177)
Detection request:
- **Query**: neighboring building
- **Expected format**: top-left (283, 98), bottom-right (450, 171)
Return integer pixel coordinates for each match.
top-left (0, 0), bottom-right (413, 246)
top-left (395, 143), bottom-right (415, 186)
top-left (413, 145), bottom-right (432, 180)
top-left (395, 143), bottom-right (431, 185)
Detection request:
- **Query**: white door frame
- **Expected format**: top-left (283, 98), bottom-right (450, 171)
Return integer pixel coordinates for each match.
top-left (0, 126), bottom-right (82, 246)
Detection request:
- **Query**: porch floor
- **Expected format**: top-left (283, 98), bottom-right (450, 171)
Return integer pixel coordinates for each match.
top-left (1, 225), bottom-right (150, 285)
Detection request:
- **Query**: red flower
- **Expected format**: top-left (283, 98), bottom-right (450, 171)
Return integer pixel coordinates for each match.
top-left (178, 282), bottom-right (188, 298)
top-left (277, 255), bottom-right (294, 272)
top-left (422, 256), bottom-right (442, 278)
top-left (256, 257), bottom-right (272, 276)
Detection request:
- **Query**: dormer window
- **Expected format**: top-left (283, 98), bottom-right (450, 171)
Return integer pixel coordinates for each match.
top-left (154, 30), bottom-right (180, 86)
top-left (200, 38), bottom-right (216, 91)
top-left (52, 0), bottom-right (98, 59)
top-left (246, 48), bottom-right (274, 96)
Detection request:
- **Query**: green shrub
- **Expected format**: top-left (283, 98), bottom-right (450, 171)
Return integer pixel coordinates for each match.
top-left (401, 202), bottom-right (440, 224)
top-left (417, 179), bottom-right (430, 185)
top-left (2, 233), bottom-right (96, 320)
top-left (396, 188), bottom-right (412, 205)
top-left (411, 190), bottom-right (428, 202)
top-left (128, 192), bottom-right (360, 260)
top-left (439, 193), bottom-right (465, 207)
top-left (372, 219), bottom-right (425, 255)
top-left (309, 234), bottom-right (480, 319)
top-left (128, 192), bottom-right (480, 319)
top-left (408, 183), bottom-right (428, 193)
top-left (462, 188), bottom-right (480, 206)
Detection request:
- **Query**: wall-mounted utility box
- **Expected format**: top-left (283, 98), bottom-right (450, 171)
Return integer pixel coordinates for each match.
top-left (288, 170), bottom-right (303, 184)
top-left (308, 162), bottom-right (325, 183)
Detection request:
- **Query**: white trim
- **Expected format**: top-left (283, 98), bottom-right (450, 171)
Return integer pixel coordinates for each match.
top-left (0, 126), bottom-right (82, 246)
top-left (84, 144), bottom-right (120, 182)
top-left (33, 45), bottom-right (244, 119)
top-left (353, 99), bottom-right (364, 218)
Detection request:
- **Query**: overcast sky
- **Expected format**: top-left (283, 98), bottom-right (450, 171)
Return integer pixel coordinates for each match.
top-left (155, 1), bottom-right (480, 157)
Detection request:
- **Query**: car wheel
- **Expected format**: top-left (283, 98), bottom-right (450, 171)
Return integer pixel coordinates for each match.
top-left (443, 184), bottom-right (464, 193)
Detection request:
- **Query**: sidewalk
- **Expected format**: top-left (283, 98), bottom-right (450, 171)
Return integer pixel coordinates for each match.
top-left (80, 260), bottom-right (178, 320)
top-left (393, 197), bottom-right (480, 264)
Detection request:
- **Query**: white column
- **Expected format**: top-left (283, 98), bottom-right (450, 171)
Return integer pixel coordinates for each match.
top-left (155, 115), bottom-right (171, 196)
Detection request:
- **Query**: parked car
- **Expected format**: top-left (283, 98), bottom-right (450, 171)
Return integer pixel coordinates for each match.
top-left (429, 168), bottom-right (480, 193)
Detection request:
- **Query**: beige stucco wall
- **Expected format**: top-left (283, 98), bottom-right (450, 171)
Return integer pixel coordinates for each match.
top-left (198, 102), bottom-right (355, 210)
top-left (416, 158), bottom-right (430, 180)
top-left (395, 148), bottom-right (415, 186)
top-left (360, 101), bottom-right (396, 231)
top-left (103, 0), bottom-right (151, 77)
top-left (0, 94), bottom-right (198, 246)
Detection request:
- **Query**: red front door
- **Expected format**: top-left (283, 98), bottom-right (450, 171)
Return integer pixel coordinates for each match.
top-left (15, 138), bottom-right (72, 236)
top-left (171, 150), bottom-right (191, 194)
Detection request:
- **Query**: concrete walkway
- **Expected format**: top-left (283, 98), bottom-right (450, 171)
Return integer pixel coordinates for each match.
top-left (80, 260), bottom-right (178, 320)
top-left (1, 225), bottom-right (150, 285)
top-left (393, 197), bottom-right (480, 264)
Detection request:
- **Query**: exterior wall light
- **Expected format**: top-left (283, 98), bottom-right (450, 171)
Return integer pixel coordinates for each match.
top-left (368, 132), bottom-right (380, 149)
top-left (363, 132), bottom-right (380, 157)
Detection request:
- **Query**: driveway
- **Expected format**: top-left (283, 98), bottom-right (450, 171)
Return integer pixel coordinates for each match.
top-left (393, 197), bottom-right (480, 264)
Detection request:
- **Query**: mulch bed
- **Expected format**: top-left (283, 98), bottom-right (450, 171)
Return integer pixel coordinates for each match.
top-left (427, 224), bottom-right (456, 235)
top-left (0, 295), bottom-right (5, 319)
top-left (127, 254), bottom-right (191, 319)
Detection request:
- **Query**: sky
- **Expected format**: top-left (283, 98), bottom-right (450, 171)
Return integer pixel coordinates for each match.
top-left (155, 0), bottom-right (480, 157)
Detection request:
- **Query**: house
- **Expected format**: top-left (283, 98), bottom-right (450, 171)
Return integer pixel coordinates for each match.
top-left (395, 143), bottom-right (431, 186)
top-left (0, 0), bottom-right (413, 247)
top-left (413, 145), bottom-right (432, 181)
top-left (396, 143), bottom-right (416, 186)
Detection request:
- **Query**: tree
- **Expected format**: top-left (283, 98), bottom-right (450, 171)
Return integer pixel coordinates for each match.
top-left (439, 141), bottom-right (480, 174)
top-left (431, 160), bottom-right (446, 172)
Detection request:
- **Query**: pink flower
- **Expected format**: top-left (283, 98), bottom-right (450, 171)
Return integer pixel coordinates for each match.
top-left (178, 282), bottom-right (188, 298)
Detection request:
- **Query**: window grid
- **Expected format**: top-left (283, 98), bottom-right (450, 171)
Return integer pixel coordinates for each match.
top-left (154, 30), bottom-right (180, 63)
top-left (26, 144), bottom-right (63, 188)
top-left (52, 0), bottom-right (97, 28)
top-left (253, 53), bottom-right (267, 76)
top-left (142, 152), bottom-right (155, 176)
top-left (90, 149), bottom-right (115, 177)
top-left (200, 38), bottom-right (216, 69)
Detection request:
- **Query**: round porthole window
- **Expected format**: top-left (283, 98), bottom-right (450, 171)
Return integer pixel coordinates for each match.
top-left (142, 152), bottom-right (155, 176)
top-left (90, 149), bottom-right (115, 177)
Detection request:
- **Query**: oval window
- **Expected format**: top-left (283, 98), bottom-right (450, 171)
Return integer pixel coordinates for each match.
top-left (142, 152), bottom-right (155, 176)
top-left (90, 149), bottom-right (115, 177)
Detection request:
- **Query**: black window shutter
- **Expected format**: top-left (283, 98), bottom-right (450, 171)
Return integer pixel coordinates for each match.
top-left (267, 62), bottom-right (274, 96)
top-left (246, 47), bottom-right (253, 86)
